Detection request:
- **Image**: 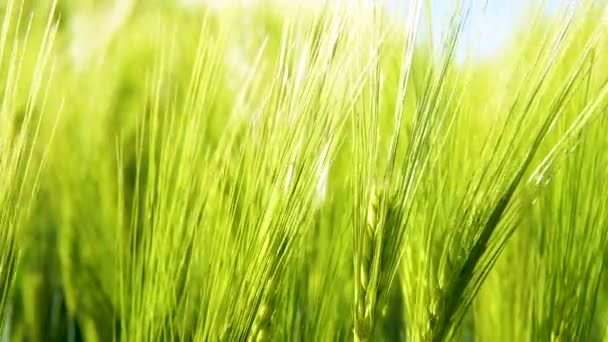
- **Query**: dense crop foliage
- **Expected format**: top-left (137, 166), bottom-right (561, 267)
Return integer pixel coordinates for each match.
top-left (1, 0), bottom-right (608, 341)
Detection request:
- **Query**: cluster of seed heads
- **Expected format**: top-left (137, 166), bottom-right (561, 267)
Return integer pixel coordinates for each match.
top-left (248, 300), bottom-right (273, 342)
top-left (247, 279), bottom-right (277, 342)
top-left (355, 184), bottom-right (388, 341)
top-left (354, 181), bottom-right (405, 342)
top-left (359, 185), bottom-right (381, 297)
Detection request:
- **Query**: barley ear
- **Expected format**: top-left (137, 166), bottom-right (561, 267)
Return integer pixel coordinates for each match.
top-left (354, 184), bottom-right (389, 342)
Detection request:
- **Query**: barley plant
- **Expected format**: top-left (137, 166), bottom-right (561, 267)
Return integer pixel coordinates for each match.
top-left (0, 0), bottom-right (57, 333)
top-left (1, 0), bottom-right (608, 341)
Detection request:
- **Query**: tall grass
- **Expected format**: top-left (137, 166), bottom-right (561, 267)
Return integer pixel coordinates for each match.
top-left (1, 0), bottom-right (608, 341)
top-left (0, 0), bottom-right (56, 333)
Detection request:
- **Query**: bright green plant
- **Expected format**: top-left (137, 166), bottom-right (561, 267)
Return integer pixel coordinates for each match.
top-left (0, 0), bottom-right (57, 331)
top-left (2, 1), bottom-right (608, 342)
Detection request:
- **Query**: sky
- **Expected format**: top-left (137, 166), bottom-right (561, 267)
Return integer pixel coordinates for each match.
top-left (389, 0), bottom-right (566, 59)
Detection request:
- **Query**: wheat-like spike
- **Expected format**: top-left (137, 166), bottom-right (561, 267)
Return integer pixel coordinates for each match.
top-left (218, 323), bottom-right (233, 342)
top-left (247, 278), bottom-right (277, 342)
top-left (354, 184), bottom-right (387, 342)
top-left (360, 187), bottom-right (380, 292)
top-left (248, 299), bottom-right (273, 342)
